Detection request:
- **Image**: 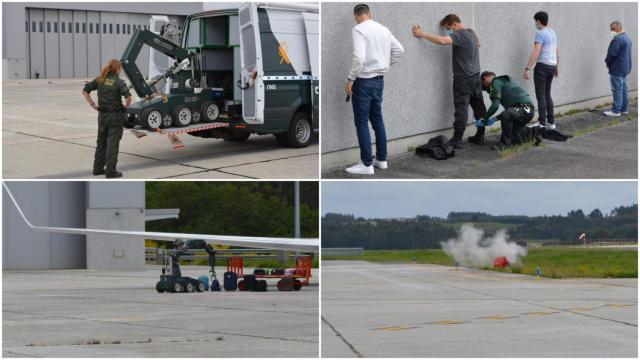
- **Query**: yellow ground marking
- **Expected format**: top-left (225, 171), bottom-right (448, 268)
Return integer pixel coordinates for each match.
top-left (430, 320), bottom-right (465, 325)
top-left (478, 315), bottom-right (516, 320)
top-left (604, 303), bottom-right (634, 308)
top-left (566, 307), bottom-right (594, 312)
top-left (374, 326), bottom-right (419, 331)
top-left (523, 311), bottom-right (558, 316)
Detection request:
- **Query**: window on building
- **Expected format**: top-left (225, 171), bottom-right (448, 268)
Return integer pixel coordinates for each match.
top-left (96, 23), bottom-right (99, 34)
top-left (47, 21), bottom-right (50, 33)
top-left (127, 24), bottom-right (131, 34)
top-left (68, 22), bottom-right (73, 33)
top-left (109, 23), bottom-right (113, 34)
top-left (61, 22), bottom-right (65, 33)
top-left (82, 23), bottom-right (86, 33)
top-left (76, 23), bottom-right (79, 33)
top-left (39, 21), bottom-right (43, 33)
top-left (116, 23), bottom-right (119, 34)
top-left (26, 21), bottom-right (28, 32)
top-left (54, 22), bottom-right (58, 33)
top-left (89, 23), bottom-right (93, 33)
top-left (32, 21), bottom-right (36, 32)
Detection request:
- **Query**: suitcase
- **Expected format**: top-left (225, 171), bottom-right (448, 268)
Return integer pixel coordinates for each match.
top-left (277, 276), bottom-right (294, 291)
top-left (253, 268), bottom-right (266, 276)
top-left (255, 279), bottom-right (268, 292)
top-left (243, 274), bottom-right (257, 291)
top-left (223, 272), bottom-right (237, 291)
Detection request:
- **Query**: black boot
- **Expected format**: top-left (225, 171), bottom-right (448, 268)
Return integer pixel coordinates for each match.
top-left (468, 127), bottom-right (485, 145)
top-left (106, 171), bottom-right (123, 178)
top-left (448, 130), bottom-right (464, 150)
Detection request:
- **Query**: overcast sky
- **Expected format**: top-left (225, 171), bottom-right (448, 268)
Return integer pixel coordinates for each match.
top-left (322, 181), bottom-right (637, 218)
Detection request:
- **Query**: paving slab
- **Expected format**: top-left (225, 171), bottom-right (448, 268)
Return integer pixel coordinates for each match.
top-left (323, 105), bottom-right (637, 179)
top-left (3, 266), bottom-right (319, 358)
top-left (321, 261), bottom-right (637, 358)
top-left (2, 79), bottom-right (319, 179)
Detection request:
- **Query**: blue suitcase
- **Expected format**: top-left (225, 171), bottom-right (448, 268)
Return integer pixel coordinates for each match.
top-left (223, 271), bottom-right (237, 291)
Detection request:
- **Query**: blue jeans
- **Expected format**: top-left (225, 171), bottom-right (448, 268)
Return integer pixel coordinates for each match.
top-left (610, 75), bottom-right (628, 113)
top-left (352, 77), bottom-right (386, 166)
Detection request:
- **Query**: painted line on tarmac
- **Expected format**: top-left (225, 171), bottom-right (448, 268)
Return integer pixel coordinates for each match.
top-left (373, 325), bottom-right (419, 331)
top-left (323, 316), bottom-right (364, 358)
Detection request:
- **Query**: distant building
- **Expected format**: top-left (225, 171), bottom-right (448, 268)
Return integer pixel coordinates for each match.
top-left (2, 2), bottom-right (203, 79)
top-left (3, 182), bottom-right (146, 270)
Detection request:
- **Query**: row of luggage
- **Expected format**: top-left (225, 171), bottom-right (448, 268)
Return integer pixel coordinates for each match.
top-left (223, 271), bottom-right (299, 291)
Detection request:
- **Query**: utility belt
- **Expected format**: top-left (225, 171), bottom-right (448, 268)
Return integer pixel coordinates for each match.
top-left (512, 103), bottom-right (534, 114)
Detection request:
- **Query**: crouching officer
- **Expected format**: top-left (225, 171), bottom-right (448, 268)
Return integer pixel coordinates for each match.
top-left (82, 59), bottom-right (132, 178)
top-left (472, 71), bottom-right (536, 150)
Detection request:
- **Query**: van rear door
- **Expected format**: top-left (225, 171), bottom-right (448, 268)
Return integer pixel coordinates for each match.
top-left (238, 3), bottom-right (264, 124)
top-left (302, 12), bottom-right (319, 124)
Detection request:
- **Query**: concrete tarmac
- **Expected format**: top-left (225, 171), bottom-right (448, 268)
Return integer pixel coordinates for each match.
top-left (3, 266), bottom-right (319, 357)
top-left (323, 104), bottom-right (638, 179)
top-left (322, 261), bottom-right (637, 358)
top-left (2, 80), bottom-right (318, 179)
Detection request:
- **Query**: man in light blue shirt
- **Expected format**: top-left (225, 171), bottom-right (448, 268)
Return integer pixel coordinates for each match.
top-left (524, 11), bottom-right (559, 130)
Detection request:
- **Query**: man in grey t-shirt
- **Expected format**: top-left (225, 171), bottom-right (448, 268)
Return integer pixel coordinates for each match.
top-left (412, 14), bottom-right (487, 148)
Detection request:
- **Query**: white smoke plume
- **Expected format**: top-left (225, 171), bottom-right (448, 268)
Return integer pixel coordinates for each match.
top-left (441, 224), bottom-right (527, 268)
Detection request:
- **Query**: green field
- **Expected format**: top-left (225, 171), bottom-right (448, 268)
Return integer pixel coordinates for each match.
top-left (322, 248), bottom-right (637, 278)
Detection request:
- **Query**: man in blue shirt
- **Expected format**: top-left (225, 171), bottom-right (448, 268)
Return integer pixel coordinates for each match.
top-left (524, 11), bottom-right (558, 130)
top-left (604, 21), bottom-right (633, 117)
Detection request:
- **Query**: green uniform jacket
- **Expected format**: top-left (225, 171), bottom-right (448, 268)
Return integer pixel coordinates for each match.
top-left (485, 75), bottom-right (532, 119)
top-left (83, 73), bottom-right (131, 112)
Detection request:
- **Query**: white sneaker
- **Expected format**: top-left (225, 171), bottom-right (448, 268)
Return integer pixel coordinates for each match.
top-left (622, 111), bottom-right (629, 115)
top-left (603, 110), bottom-right (621, 117)
top-left (546, 123), bottom-right (556, 130)
top-left (345, 161), bottom-right (374, 175)
top-left (373, 159), bottom-right (388, 169)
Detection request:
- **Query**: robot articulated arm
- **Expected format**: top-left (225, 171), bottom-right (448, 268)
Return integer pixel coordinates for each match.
top-left (121, 28), bottom-right (200, 98)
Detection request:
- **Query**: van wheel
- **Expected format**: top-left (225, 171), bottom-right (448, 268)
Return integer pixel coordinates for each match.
top-left (225, 132), bottom-right (251, 142)
top-left (286, 112), bottom-right (312, 148)
top-left (191, 109), bottom-right (201, 124)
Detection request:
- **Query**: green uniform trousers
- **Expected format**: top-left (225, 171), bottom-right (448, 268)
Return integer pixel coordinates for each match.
top-left (93, 112), bottom-right (124, 174)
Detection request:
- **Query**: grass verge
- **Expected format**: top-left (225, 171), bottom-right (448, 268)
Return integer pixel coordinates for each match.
top-left (323, 248), bottom-right (638, 279)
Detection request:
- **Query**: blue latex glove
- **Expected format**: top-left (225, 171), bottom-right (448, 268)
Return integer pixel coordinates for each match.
top-left (475, 119), bottom-right (485, 128)
top-left (486, 117), bottom-right (497, 126)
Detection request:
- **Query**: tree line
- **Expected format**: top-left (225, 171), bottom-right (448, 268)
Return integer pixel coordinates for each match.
top-left (322, 205), bottom-right (637, 249)
top-left (146, 182), bottom-right (319, 240)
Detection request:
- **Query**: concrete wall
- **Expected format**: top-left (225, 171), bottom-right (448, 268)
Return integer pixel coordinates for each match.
top-left (321, 2), bottom-right (638, 158)
top-left (3, 182), bottom-right (86, 269)
top-left (86, 182), bottom-right (145, 270)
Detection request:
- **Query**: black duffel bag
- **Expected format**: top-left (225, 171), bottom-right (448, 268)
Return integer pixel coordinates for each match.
top-left (415, 135), bottom-right (455, 160)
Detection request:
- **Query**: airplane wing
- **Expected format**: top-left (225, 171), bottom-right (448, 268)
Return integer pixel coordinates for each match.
top-left (3, 183), bottom-right (318, 253)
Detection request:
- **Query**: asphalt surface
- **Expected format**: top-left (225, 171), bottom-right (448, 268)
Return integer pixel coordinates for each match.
top-left (322, 261), bottom-right (638, 358)
top-left (323, 104), bottom-right (638, 179)
top-left (2, 266), bottom-right (319, 357)
top-left (2, 80), bottom-right (318, 179)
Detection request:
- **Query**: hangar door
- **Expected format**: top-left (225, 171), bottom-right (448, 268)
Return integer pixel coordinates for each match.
top-left (25, 8), bottom-right (156, 79)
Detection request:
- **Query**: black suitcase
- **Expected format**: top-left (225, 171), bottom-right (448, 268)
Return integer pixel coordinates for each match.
top-left (255, 279), bottom-right (268, 292)
top-left (243, 274), bottom-right (257, 291)
top-left (277, 276), bottom-right (294, 291)
top-left (223, 272), bottom-right (237, 291)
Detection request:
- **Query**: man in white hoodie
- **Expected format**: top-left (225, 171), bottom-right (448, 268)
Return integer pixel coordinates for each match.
top-left (344, 4), bottom-right (405, 175)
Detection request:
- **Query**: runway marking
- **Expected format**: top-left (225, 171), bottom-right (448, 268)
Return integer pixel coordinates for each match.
top-left (566, 307), bottom-right (594, 312)
top-left (430, 320), bottom-right (465, 325)
top-left (478, 315), bottom-right (516, 320)
top-left (523, 311), bottom-right (559, 316)
top-left (374, 326), bottom-right (419, 331)
top-left (604, 303), bottom-right (634, 308)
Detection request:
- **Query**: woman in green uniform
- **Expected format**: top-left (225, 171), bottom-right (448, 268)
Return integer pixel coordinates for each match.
top-left (82, 59), bottom-right (132, 178)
